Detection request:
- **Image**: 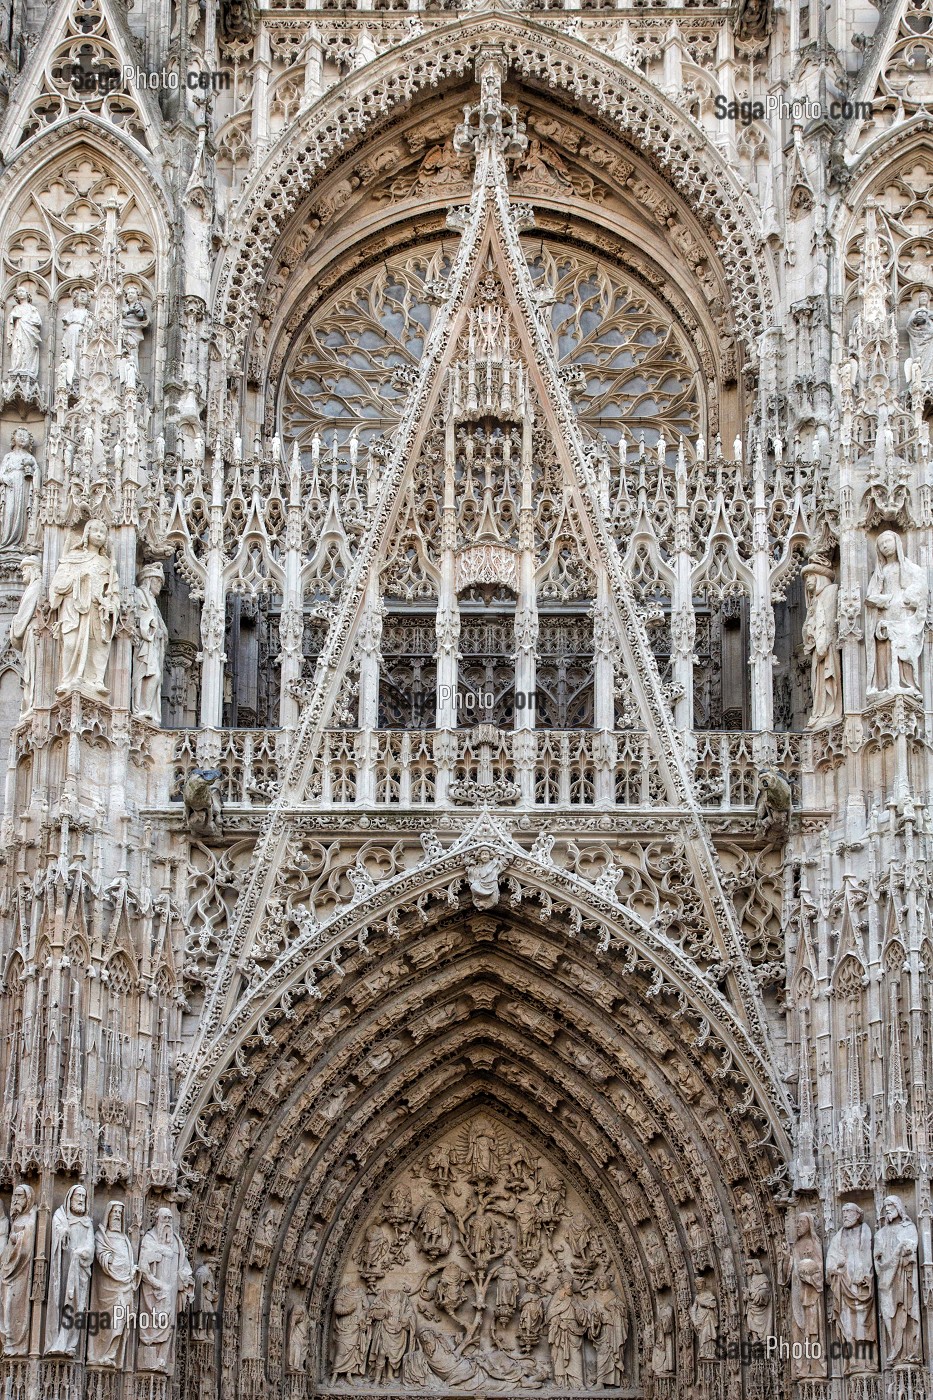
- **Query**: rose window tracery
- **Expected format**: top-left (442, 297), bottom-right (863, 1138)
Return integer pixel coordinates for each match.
top-left (279, 243), bottom-right (702, 462)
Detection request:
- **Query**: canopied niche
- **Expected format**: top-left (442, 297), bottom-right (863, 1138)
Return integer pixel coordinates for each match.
top-left (325, 1111), bottom-right (634, 1393)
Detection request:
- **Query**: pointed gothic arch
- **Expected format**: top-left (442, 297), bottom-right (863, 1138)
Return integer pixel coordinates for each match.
top-left (179, 886), bottom-right (790, 1400)
top-left (211, 11), bottom-right (776, 377)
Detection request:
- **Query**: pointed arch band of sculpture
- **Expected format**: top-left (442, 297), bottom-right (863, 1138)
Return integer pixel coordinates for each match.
top-left (184, 919), bottom-right (786, 1397)
top-left (211, 11), bottom-right (775, 365)
top-left (174, 835), bottom-right (794, 1161)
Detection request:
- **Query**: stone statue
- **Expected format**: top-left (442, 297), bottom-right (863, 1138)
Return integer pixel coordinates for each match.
top-left (132, 564), bottom-right (168, 723)
top-left (865, 531), bottom-right (928, 698)
top-left (136, 1208), bottom-right (194, 1373)
top-left (464, 848), bottom-right (509, 909)
top-left (0, 428), bottom-right (36, 550)
top-left (120, 283), bottom-right (149, 390)
top-left (88, 1200), bottom-right (137, 1368)
top-left (802, 563), bottom-right (842, 727)
top-left (4, 288), bottom-right (41, 396)
top-left (182, 767), bottom-right (223, 835)
top-left (588, 1270), bottom-right (628, 1387)
top-left (786, 1213), bottom-right (825, 1376)
top-left (546, 1275), bottom-right (588, 1385)
top-left (651, 1302), bottom-right (675, 1376)
top-left (287, 1303), bottom-right (310, 1374)
top-left (332, 1285), bottom-right (371, 1379)
top-left (755, 768), bottom-right (792, 841)
top-left (368, 1287), bottom-right (418, 1384)
top-left (690, 1285), bottom-right (719, 1361)
top-left (46, 1183), bottom-right (95, 1356)
top-left (906, 290), bottom-right (933, 387)
top-left (9, 555), bottom-right (43, 711)
top-left (0, 1184), bottom-right (37, 1356)
top-left (745, 1259), bottom-right (773, 1342)
top-left (192, 1257), bottom-right (218, 1338)
top-left (49, 520), bottom-right (120, 698)
top-left (873, 1194), bottom-right (921, 1365)
top-left (60, 288), bottom-right (90, 388)
top-left (826, 1202), bottom-right (877, 1371)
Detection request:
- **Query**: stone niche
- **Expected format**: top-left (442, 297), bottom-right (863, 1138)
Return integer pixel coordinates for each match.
top-left (326, 1113), bottom-right (634, 1394)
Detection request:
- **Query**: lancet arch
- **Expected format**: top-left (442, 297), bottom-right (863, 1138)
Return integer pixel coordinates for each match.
top-left (180, 890), bottom-right (790, 1400)
top-left (212, 11), bottom-right (776, 382)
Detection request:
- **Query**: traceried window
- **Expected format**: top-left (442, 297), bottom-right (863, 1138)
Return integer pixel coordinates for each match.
top-left (279, 241), bottom-right (703, 462)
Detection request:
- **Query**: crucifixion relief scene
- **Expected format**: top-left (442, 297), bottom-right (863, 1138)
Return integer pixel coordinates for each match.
top-left (0, 0), bottom-right (930, 1395)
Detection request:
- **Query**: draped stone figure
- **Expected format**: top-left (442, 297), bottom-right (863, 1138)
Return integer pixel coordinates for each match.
top-left (786, 1212), bottom-right (826, 1376)
top-left (826, 1203), bottom-right (877, 1372)
top-left (5, 288), bottom-right (41, 394)
top-left (0, 428), bottom-right (36, 550)
top-left (802, 563), bottom-right (842, 726)
top-left (9, 555), bottom-right (43, 711)
top-left (46, 1183), bottom-right (95, 1356)
top-left (136, 1208), bottom-right (194, 1374)
top-left (120, 284), bottom-right (149, 390)
top-left (88, 1201), bottom-right (137, 1368)
top-left (547, 1276), bottom-right (588, 1385)
top-left (865, 531), bottom-right (928, 699)
top-left (49, 519), bottom-right (120, 697)
top-left (60, 287), bottom-right (90, 388)
top-left (690, 1286), bottom-right (719, 1360)
top-left (906, 290), bottom-right (933, 387)
top-left (132, 564), bottom-right (168, 723)
top-left (873, 1195), bottom-right (921, 1366)
top-left (589, 1271), bottom-right (628, 1387)
top-left (332, 1285), bottom-right (371, 1379)
top-left (745, 1259), bottom-right (773, 1342)
top-left (651, 1303), bottom-right (675, 1376)
top-left (287, 1303), bottom-right (310, 1374)
top-left (0, 1184), bottom-right (36, 1356)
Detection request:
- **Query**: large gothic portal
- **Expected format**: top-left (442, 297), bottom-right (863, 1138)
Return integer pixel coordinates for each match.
top-left (0, 0), bottom-right (930, 1398)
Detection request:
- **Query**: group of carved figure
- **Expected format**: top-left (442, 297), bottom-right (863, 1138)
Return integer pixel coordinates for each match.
top-left (803, 529), bottom-right (928, 726)
top-left (0, 283), bottom-right (149, 407)
top-left (0, 1186), bottom-right (194, 1372)
top-left (787, 1199), bottom-right (922, 1375)
top-left (8, 517), bottom-right (167, 721)
top-left (331, 1125), bottom-right (634, 1391)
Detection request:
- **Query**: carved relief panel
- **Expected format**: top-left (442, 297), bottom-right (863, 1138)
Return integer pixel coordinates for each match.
top-left (327, 1114), bottom-right (633, 1392)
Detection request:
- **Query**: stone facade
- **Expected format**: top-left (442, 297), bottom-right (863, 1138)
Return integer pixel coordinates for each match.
top-left (0, 0), bottom-right (929, 1398)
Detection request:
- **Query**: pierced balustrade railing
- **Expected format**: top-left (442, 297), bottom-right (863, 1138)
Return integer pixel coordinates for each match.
top-left (169, 728), bottom-right (802, 812)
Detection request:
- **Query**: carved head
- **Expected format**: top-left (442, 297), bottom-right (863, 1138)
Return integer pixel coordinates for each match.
top-left (83, 519), bottom-right (109, 551)
top-left (154, 1206), bottom-right (175, 1240)
top-left (105, 1201), bottom-right (125, 1230)
top-left (10, 427), bottom-right (34, 452)
top-left (876, 530), bottom-right (898, 561)
top-left (20, 555), bottom-right (40, 584)
top-left (13, 287), bottom-right (31, 303)
top-left (139, 562), bottom-right (165, 595)
top-left (69, 1184), bottom-right (88, 1215)
top-left (10, 1183), bottom-right (33, 1217)
top-left (72, 287), bottom-right (90, 308)
top-left (841, 1202), bottom-right (863, 1228)
top-left (881, 1195), bottom-right (905, 1224)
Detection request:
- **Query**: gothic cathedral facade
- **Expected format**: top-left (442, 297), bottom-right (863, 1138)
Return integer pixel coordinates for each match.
top-left (0, 0), bottom-right (928, 1397)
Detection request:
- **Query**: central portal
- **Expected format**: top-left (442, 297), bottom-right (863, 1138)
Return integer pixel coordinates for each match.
top-left (323, 1112), bottom-right (638, 1395)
